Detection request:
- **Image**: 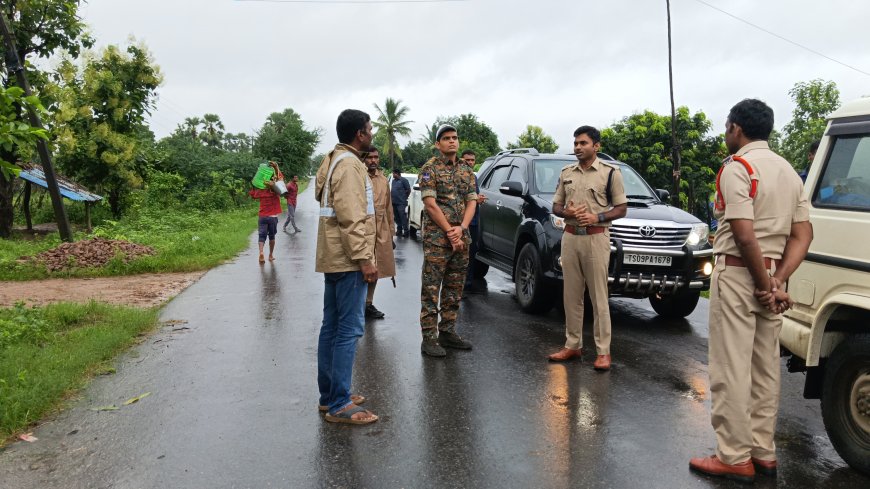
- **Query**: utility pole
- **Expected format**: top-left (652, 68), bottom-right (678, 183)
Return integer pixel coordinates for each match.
top-left (666, 0), bottom-right (682, 208)
top-left (0, 13), bottom-right (73, 241)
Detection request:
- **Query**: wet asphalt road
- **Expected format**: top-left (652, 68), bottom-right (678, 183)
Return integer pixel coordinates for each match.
top-left (1, 185), bottom-right (868, 489)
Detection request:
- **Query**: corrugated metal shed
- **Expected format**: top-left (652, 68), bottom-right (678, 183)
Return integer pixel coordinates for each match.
top-left (18, 164), bottom-right (102, 202)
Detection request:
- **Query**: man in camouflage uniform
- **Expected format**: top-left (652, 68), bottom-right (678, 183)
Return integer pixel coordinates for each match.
top-left (418, 124), bottom-right (478, 357)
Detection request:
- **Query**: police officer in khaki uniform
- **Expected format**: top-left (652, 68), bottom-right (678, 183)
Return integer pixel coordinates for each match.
top-left (690, 99), bottom-right (812, 482)
top-left (548, 126), bottom-right (627, 370)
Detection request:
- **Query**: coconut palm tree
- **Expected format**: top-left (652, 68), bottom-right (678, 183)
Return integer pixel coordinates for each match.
top-left (199, 113), bottom-right (225, 148)
top-left (373, 98), bottom-right (413, 169)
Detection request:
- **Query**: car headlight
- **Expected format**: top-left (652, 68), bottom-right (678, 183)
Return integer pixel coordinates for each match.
top-left (550, 214), bottom-right (565, 231)
top-left (686, 223), bottom-right (709, 246)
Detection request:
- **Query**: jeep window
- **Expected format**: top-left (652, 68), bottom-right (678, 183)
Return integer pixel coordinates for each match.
top-left (484, 164), bottom-right (513, 190)
top-left (813, 134), bottom-right (870, 211)
top-left (531, 159), bottom-right (656, 200)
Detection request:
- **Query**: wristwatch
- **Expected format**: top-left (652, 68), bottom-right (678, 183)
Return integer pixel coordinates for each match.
top-left (598, 213), bottom-right (606, 224)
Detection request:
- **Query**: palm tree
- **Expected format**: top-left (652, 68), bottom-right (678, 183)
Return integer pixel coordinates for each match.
top-left (373, 98), bottom-right (413, 169)
top-left (182, 117), bottom-right (202, 138)
top-left (199, 113), bottom-right (225, 148)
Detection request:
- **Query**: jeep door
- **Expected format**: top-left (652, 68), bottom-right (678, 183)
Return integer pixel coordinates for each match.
top-left (492, 160), bottom-right (527, 259)
top-left (479, 159), bottom-right (515, 251)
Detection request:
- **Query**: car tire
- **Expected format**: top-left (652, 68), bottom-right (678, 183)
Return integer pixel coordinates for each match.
top-left (473, 262), bottom-right (489, 279)
top-left (821, 334), bottom-right (870, 475)
top-left (648, 289), bottom-right (700, 318)
top-left (515, 243), bottom-right (555, 314)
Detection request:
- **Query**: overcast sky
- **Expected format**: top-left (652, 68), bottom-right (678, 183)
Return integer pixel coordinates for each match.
top-left (78, 0), bottom-right (870, 154)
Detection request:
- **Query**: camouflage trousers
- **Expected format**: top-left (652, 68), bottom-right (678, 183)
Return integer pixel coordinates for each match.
top-left (420, 241), bottom-right (470, 339)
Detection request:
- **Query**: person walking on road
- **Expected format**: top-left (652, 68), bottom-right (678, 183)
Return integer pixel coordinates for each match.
top-left (249, 161), bottom-right (284, 264)
top-left (547, 126), bottom-right (627, 370)
top-left (283, 175), bottom-right (302, 233)
top-left (689, 99), bottom-right (812, 483)
top-left (461, 150), bottom-right (487, 292)
top-left (418, 124), bottom-right (478, 357)
top-left (390, 168), bottom-right (411, 237)
top-left (363, 147), bottom-right (396, 319)
top-left (313, 109), bottom-right (379, 425)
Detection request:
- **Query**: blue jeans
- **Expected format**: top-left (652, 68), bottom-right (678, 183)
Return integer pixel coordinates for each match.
top-left (318, 271), bottom-right (367, 414)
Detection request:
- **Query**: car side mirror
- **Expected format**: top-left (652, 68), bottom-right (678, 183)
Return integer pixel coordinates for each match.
top-left (413, 184), bottom-right (420, 191)
top-left (655, 188), bottom-right (670, 201)
top-left (499, 180), bottom-right (524, 197)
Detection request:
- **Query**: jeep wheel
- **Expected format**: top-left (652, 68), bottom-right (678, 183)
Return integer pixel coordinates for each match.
top-left (821, 334), bottom-right (870, 475)
top-left (515, 243), bottom-right (555, 314)
top-left (473, 262), bottom-right (489, 279)
top-left (648, 289), bottom-right (700, 318)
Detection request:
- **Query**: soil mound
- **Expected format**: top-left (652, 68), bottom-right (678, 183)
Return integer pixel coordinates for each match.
top-left (28, 238), bottom-right (156, 272)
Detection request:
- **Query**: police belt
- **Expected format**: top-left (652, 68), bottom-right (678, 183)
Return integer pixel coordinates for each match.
top-left (721, 254), bottom-right (780, 270)
top-left (564, 224), bottom-right (606, 235)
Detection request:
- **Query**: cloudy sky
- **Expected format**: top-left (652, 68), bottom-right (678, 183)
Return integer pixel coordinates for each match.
top-left (78, 0), bottom-right (870, 154)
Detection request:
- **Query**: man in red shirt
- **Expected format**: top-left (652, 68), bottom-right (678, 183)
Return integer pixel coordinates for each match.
top-left (283, 175), bottom-right (301, 233)
top-left (249, 162), bottom-right (283, 263)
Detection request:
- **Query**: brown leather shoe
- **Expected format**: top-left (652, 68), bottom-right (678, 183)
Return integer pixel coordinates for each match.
top-left (593, 354), bottom-right (611, 371)
top-left (751, 457), bottom-right (777, 477)
top-left (548, 347), bottom-right (582, 362)
top-left (689, 455), bottom-right (755, 483)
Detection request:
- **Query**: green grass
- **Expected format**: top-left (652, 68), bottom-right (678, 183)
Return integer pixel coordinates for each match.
top-left (0, 302), bottom-right (159, 441)
top-left (0, 206), bottom-right (256, 280)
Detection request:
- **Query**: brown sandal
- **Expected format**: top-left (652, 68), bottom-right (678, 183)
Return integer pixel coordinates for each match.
top-left (324, 405), bottom-right (378, 425)
top-left (318, 394), bottom-right (365, 412)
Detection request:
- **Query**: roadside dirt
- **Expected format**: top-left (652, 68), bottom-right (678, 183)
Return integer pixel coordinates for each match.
top-left (0, 271), bottom-right (206, 308)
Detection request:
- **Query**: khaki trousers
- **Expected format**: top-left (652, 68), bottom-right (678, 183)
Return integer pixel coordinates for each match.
top-left (708, 260), bottom-right (781, 465)
top-left (561, 232), bottom-right (611, 354)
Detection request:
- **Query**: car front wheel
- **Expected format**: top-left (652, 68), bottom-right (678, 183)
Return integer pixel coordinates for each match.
top-left (515, 243), bottom-right (555, 314)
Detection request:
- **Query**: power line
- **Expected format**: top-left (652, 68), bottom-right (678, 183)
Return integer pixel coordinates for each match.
top-left (234, 0), bottom-right (466, 3)
top-left (691, 0), bottom-right (870, 77)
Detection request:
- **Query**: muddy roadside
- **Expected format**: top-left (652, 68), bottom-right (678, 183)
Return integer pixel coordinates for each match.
top-left (0, 271), bottom-right (206, 308)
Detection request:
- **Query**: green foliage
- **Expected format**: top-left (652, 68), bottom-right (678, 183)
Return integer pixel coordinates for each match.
top-left (0, 302), bottom-right (158, 439)
top-left (373, 98), bottom-right (413, 169)
top-left (0, 302), bottom-right (50, 349)
top-left (507, 125), bottom-right (559, 153)
top-left (0, 86), bottom-right (49, 179)
top-left (253, 108), bottom-right (321, 178)
top-left (198, 113), bottom-right (225, 147)
top-left (601, 107), bottom-right (725, 216)
top-left (780, 79), bottom-right (840, 169)
top-left (51, 42), bottom-right (163, 217)
top-left (430, 113), bottom-right (501, 162)
top-left (401, 140), bottom-right (434, 168)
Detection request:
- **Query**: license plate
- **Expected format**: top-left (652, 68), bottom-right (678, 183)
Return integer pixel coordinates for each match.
top-left (623, 253), bottom-right (672, 266)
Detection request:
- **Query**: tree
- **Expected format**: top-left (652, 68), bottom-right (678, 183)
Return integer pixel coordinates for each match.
top-left (373, 98), bottom-right (413, 169)
top-left (780, 79), bottom-right (840, 169)
top-left (52, 43), bottom-right (163, 217)
top-left (199, 113), bottom-right (225, 148)
top-left (431, 113), bottom-right (501, 163)
top-left (0, 0), bottom-right (92, 238)
top-left (400, 140), bottom-right (434, 169)
top-left (507, 125), bottom-right (559, 154)
top-left (180, 116), bottom-right (202, 139)
top-left (0, 86), bottom-right (49, 179)
top-left (253, 108), bottom-right (321, 178)
top-left (601, 107), bottom-right (725, 216)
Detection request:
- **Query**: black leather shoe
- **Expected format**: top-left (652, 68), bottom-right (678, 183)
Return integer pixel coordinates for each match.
top-left (365, 304), bottom-right (385, 319)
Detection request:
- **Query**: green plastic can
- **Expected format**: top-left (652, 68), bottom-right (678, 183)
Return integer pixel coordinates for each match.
top-left (251, 164), bottom-right (275, 189)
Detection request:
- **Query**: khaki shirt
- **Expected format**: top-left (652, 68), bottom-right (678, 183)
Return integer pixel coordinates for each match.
top-left (314, 144), bottom-right (376, 273)
top-left (418, 156), bottom-right (477, 248)
top-left (553, 158), bottom-right (627, 227)
top-left (713, 141), bottom-right (810, 259)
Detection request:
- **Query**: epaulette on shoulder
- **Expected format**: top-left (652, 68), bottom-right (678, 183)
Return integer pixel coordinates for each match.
top-left (600, 160), bottom-right (620, 171)
top-left (560, 163), bottom-right (575, 172)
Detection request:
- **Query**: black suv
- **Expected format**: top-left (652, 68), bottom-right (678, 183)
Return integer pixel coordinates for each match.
top-left (473, 148), bottom-right (714, 318)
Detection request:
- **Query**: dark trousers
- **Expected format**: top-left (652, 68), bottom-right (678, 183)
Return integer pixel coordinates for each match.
top-left (393, 201), bottom-right (409, 234)
top-left (465, 223), bottom-right (480, 286)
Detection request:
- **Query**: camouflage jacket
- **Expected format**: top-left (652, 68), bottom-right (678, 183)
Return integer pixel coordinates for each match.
top-left (418, 156), bottom-right (477, 248)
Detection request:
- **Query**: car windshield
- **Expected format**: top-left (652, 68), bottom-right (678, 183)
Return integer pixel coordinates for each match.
top-left (533, 159), bottom-right (655, 199)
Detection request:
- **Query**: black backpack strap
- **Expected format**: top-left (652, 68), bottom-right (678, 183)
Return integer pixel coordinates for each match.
top-left (605, 166), bottom-right (614, 204)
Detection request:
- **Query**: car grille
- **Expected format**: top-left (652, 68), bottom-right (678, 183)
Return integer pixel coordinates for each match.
top-left (611, 221), bottom-right (691, 249)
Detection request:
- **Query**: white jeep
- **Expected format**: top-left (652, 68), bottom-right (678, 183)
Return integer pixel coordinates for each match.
top-left (781, 96), bottom-right (870, 475)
